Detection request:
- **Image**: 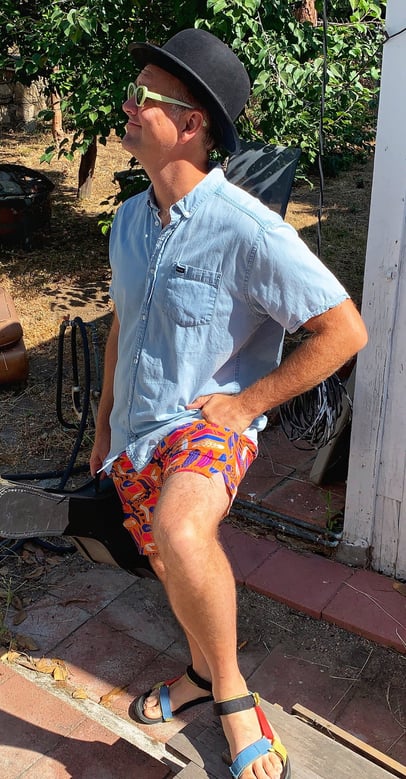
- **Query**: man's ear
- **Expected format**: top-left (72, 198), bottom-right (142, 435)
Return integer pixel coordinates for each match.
top-left (178, 111), bottom-right (206, 144)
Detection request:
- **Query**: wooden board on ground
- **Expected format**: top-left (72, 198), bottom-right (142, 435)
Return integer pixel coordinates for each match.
top-left (167, 699), bottom-right (402, 779)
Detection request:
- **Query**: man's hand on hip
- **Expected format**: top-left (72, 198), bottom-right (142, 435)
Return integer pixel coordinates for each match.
top-left (186, 393), bottom-right (254, 435)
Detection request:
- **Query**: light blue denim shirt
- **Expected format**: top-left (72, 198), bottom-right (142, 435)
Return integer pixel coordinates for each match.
top-left (104, 166), bottom-right (348, 473)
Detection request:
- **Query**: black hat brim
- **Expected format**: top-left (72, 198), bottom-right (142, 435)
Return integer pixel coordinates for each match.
top-left (129, 41), bottom-right (241, 154)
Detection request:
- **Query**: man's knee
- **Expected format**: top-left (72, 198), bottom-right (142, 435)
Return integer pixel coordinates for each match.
top-left (149, 553), bottom-right (166, 580)
top-left (153, 511), bottom-right (215, 564)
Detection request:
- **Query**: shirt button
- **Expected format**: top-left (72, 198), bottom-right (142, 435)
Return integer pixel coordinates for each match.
top-left (142, 314), bottom-right (146, 320)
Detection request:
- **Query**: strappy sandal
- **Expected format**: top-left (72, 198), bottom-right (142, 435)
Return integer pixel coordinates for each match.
top-left (214, 692), bottom-right (291, 779)
top-left (129, 664), bottom-right (213, 724)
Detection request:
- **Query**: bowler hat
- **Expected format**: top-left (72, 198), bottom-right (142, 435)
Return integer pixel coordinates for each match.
top-left (129, 28), bottom-right (250, 153)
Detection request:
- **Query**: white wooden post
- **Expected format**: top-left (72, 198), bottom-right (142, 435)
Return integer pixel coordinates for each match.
top-left (342, 0), bottom-right (406, 578)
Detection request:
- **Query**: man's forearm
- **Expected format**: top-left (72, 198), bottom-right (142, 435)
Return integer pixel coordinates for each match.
top-left (95, 311), bottom-right (119, 436)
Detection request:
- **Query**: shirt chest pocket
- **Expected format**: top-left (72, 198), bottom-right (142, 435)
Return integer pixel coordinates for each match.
top-left (164, 264), bottom-right (222, 326)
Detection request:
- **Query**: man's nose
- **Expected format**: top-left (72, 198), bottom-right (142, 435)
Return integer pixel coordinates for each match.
top-left (123, 96), bottom-right (137, 116)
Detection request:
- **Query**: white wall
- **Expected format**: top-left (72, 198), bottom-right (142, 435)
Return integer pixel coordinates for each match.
top-left (343, 0), bottom-right (406, 578)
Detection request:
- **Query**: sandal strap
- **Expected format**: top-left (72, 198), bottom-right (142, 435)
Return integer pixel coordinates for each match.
top-left (213, 691), bottom-right (260, 716)
top-left (185, 664), bottom-right (213, 692)
top-left (229, 736), bottom-right (273, 779)
top-left (153, 667), bottom-right (212, 722)
top-left (255, 704), bottom-right (288, 764)
top-left (216, 697), bottom-right (290, 777)
top-left (158, 684), bottom-right (173, 722)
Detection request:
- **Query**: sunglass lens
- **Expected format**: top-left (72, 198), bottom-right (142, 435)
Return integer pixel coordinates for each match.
top-left (135, 86), bottom-right (145, 106)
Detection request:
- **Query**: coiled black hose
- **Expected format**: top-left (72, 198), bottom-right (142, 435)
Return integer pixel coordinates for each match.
top-left (56, 317), bottom-right (92, 489)
top-left (279, 373), bottom-right (352, 450)
top-left (1, 317), bottom-right (95, 555)
top-left (3, 317), bottom-right (92, 489)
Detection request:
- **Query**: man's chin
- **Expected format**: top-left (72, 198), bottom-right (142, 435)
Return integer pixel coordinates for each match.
top-left (121, 130), bottom-right (139, 155)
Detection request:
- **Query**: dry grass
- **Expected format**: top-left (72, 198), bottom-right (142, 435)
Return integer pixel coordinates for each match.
top-left (0, 129), bottom-right (372, 478)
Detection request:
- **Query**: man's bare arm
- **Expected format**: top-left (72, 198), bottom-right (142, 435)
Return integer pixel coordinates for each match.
top-left (90, 308), bottom-right (120, 476)
top-left (188, 299), bottom-right (368, 433)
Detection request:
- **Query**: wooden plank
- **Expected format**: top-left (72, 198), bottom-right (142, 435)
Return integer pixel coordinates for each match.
top-left (375, 236), bottom-right (406, 504)
top-left (372, 495), bottom-right (401, 577)
top-left (396, 480), bottom-right (406, 579)
top-left (292, 704), bottom-right (406, 778)
top-left (167, 700), bottom-right (399, 779)
top-left (167, 711), bottom-right (226, 777)
top-left (176, 763), bottom-right (216, 779)
top-left (344, 2), bottom-right (406, 559)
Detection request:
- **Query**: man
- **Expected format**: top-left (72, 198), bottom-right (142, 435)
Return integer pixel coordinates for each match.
top-left (90, 28), bottom-right (367, 779)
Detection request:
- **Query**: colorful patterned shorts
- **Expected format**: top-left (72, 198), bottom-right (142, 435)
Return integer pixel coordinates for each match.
top-left (110, 420), bottom-right (257, 556)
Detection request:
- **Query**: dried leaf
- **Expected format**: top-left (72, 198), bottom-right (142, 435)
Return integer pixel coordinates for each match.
top-left (15, 656), bottom-right (37, 671)
top-left (53, 679), bottom-right (69, 689)
top-left (35, 658), bottom-right (57, 674)
top-left (0, 650), bottom-right (20, 664)
top-left (0, 588), bottom-right (10, 602)
top-left (11, 595), bottom-right (23, 610)
top-left (99, 686), bottom-right (127, 706)
top-left (25, 566), bottom-right (45, 580)
top-left (53, 664), bottom-right (68, 681)
top-left (46, 555), bottom-right (64, 568)
top-left (393, 582), bottom-right (406, 597)
top-left (72, 688), bottom-right (88, 700)
top-left (60, 598), bottom-right (89, 607)
top-left (21, 550), bottom-right (36, 564)
top-left (15, 634), bottom-right (39, 652)
top-left (23, 541), bottom-right (41, 554)
top-left (12, 610), bottom-right (27, 626)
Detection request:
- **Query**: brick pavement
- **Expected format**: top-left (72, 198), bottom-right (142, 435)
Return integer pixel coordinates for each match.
top-left (1, 529), bottom-right (405, 776)
top-left (1, 425), bottom-right (405, 775)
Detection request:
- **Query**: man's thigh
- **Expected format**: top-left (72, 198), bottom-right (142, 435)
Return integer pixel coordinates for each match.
top-left (154, 470), bottom-right (230, 539)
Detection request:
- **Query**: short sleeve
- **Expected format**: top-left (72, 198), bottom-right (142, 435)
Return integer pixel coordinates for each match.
top-left (248, 220), bottom-right (349, 333)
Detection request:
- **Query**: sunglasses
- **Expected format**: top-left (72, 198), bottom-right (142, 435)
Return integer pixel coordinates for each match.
top-left (127, 83), bottom-right (196, 109)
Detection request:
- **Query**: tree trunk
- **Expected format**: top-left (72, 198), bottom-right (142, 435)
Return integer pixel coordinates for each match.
top-left (50, 67), bottom-right (63, 145)
top-left (50, 89), bottom-right (63, 145)
top-left (77, 136), bottom-right (97, 200)
top-left (294, 0), bottom-right (317, 26)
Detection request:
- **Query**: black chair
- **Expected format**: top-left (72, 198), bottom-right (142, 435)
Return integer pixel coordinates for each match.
top-left (0, 140), bottom-right (301, 577)
top-left (225, 140), bottom-right (301, 219)
top-left (0, 475), bottom-right (156, 578)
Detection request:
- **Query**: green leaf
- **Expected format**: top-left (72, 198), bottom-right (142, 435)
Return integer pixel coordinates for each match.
top-left (88, 111), bottom-right (98, 124)
top-left (209, 0), bottom-right (228, 14)
top-left (38, 109), bottom-right (55, 122)
top-left (67, 9), bottom-right (76, 26)
top-left (78, 17), bottom-right (92, 36)
top-left (40, 150), bottom-right (55, 164)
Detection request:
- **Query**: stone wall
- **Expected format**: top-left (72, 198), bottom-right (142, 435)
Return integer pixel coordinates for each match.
top-left (0, 68), bottom-right (48, 130)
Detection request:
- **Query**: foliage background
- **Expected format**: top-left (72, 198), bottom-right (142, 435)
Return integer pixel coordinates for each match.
top-left (0, 0), bottom-right (386, 170)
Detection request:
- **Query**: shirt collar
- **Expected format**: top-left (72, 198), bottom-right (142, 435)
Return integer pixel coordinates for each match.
top-left (146, 165), bottom-right (225, 221)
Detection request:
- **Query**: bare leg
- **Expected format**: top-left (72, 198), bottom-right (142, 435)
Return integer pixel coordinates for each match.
top-left (144, 555), bottom-right (212, 715)
top-left (142, 471), bottom-right (283, 779)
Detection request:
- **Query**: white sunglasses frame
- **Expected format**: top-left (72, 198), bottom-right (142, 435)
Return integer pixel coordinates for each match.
top-left (127, 83), bottom-right (196, 109)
